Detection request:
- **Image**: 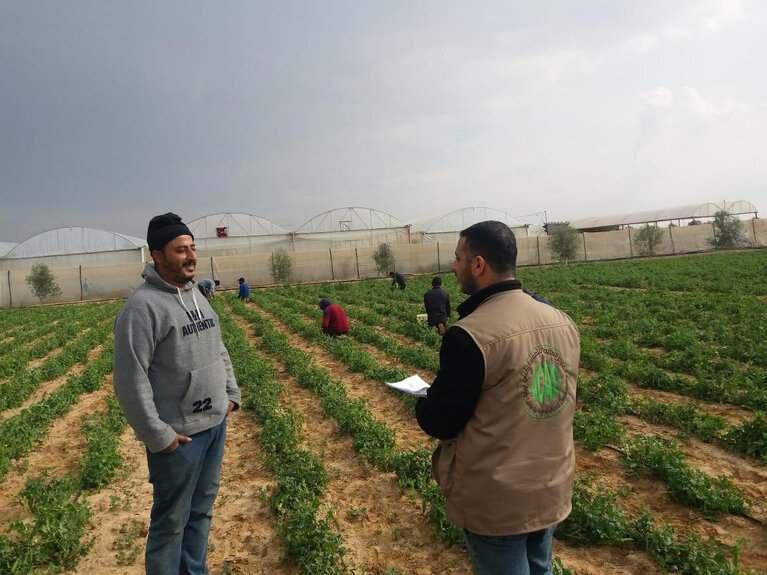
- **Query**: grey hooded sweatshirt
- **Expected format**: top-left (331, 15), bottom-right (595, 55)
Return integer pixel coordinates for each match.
top-left (113, 263), bottom-right (241, 453)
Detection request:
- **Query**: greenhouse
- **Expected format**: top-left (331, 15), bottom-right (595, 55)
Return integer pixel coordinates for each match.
top-left (187, 212), bottom-right (291, 257)
top-left (0, 243), bottom-right (16, 257)
top-left (0, 227), bottom-right (146, 270)
top-left (410, 206), bottom-right (546, 243)
top-left (291, 207), bottom-right (409, 251)
top-left (0, 227), bottom-right (147, 307)
top-left (569, 200), bottom-right (759, 232)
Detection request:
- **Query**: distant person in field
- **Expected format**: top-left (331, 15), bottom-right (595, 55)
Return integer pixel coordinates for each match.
top-left (423, 276), bottom-right (451, 335)
top-left (112, 212), bottom-right (241, 575)
top-left (415, 220), bottom-right (580, 575)
top-left (389, 271), bottom-right (407, 290)
top-left (237, 277), bottom-right (250, 300)
top-left (197, 278), bottom-right (220, 299)
top-left (318, 298), bottom-right (349, 336)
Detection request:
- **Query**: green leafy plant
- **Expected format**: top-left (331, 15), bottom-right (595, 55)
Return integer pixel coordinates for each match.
top-left (373, 242), bottom-right (396, 276)
top-left (113, 519), bottom-right (145, 566)
top-left (547, 223), bottom-right (580, 262)
top-left (709, 210), bottom-right (748, 249)
top-left (25, 263), bottom-right (63, 303)
top-left (633, 225), bottom-right (665, 256)
top-left (271, 247), bottom-right (294, 284)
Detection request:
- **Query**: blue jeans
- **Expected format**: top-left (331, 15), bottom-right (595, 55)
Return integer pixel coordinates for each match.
top-left (145, 418), bottom-right (227, 575)
top-left (463, 524), bottom-right (557, 575)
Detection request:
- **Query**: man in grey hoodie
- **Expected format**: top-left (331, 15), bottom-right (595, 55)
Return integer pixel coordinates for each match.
top-left (113, 212), bottom-right (241, 575)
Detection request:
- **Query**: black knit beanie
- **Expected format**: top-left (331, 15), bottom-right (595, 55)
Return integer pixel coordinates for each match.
top-left (147, 213), bottom-right (193, 252)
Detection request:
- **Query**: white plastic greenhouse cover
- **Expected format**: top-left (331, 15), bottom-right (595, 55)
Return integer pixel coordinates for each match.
top-left (187, 213), bottom-right (288, 238)
top-left (0, 242), bottom-right (17, 257)
top-left (2, 227), bottom-right (146, 259)
top-left (293, 207), bottom-right (404, 233)
top-left (569, 200), bottom-right (758, 230)
top-left (411, 206), bottom-right (543, 234)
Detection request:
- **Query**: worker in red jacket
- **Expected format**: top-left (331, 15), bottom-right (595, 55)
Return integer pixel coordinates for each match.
top-left (318, 298), bottom-right (349, 336)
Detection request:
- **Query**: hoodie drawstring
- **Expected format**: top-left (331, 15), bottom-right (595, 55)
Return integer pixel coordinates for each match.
top-left (177, 287), bottom-right (202, 338)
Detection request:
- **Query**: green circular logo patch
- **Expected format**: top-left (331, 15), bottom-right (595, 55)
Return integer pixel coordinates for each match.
top-left (520, 344), bottom-right (570, 418)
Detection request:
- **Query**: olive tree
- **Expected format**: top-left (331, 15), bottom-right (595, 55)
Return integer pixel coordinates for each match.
top-left (270, 248), bottom-right (294, 284)
top-left (709, 210), bottom-right (748, 249)
top-left (547, 223), bottom-right (580, 263)
top-left (373, 242), bottom-right (396, 276)
top-left (632, 225), bottom-right (665, 257)
top-left (25, 263), bottom-right (62, 303)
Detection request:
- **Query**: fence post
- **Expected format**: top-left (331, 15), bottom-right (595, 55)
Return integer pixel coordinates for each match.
top-left (581, 233), bottom-right (588, 262)
top-left (627, 228), bottom-right (633, 258)
top-left (79, 265), bottom-right (83, 301)
top-left (7, 270), bottom-right (11, 308)
top-left (437, 242), bottom-right (441, 273)
top-left (536, 236), bottom-right (541, 266)
top-left (751, 218), bottom-right (757, 245)
top-left (355, 248), bottom-right (360, 279)
top-left (669, 227), bottom-right (676, 254)
top-left (329, 248), bottom-right (335, 280)
top-left (210, 257), bottom-right (215, 280)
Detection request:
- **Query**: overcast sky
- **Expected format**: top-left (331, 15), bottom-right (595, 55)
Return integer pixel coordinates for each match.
top-left (1, 1), bottom-right (766, 242)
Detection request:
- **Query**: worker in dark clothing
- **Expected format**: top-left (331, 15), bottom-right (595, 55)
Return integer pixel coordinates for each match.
top-left (424, 276), bottom-right (451, 335)
top-left (389, 271), bottom-right (407, 290)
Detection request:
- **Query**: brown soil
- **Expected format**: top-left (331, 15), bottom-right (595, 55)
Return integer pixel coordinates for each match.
top-left (1, 301), bottom-right (764, 575)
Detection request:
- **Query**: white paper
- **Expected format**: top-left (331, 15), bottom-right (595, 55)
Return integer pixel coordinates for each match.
top-left (385, 374), bottom-right (430, 397)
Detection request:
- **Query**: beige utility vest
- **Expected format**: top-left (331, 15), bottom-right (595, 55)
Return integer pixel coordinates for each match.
top-left (432, 289), bottom-right (580, 536)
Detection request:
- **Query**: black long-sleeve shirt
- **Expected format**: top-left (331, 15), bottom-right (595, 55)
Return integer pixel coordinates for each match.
top-left (423, 287), bottom-right (451, 326)
top-left (415, 279), bottom-right (522, 439)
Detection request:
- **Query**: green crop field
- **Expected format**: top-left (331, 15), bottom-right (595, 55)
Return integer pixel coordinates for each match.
top-left (0, 249), bottom-right (765, 574)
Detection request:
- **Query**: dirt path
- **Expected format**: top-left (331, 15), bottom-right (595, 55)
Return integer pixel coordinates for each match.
top-left (241, 301), bottom-right (675, 574)
top-left (230, 307), bottom-right (473, 574)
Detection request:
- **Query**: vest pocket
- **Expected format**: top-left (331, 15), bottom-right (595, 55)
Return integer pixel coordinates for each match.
top-left (432, 439), bottom-right (457, 496)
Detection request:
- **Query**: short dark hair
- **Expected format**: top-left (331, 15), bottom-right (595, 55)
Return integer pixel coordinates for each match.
top-left (214, 280), bottom-right (220, 286)
top-left (459, 220), bottom-right (517, 275)
top-left (432, 276), bottom-right (442, 287)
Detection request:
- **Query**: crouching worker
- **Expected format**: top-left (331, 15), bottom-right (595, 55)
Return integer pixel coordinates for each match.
top-left (423, 276), bottom-right (451, 335)
top-left (318, 298), bottom-right (349, 337)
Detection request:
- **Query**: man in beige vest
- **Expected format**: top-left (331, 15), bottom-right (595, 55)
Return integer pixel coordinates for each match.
top-left (416, 221), bottom-right (580, 575)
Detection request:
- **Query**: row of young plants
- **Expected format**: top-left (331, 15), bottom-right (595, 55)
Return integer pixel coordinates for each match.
top-left (575, 374), bottom-right (759, 522)
top-left (215, 301), bottom-right (349, 574)
top-left (0, 340), bottom-right (115, 480)
top-left (0, 354), bottom-right (125, 573)
top-left (233, 293), bottom-right (760, 574)
top-left (263, 278), bottom-right (767, 467)
top-left (0, 301), bottom-right (121, 377)
top-left (224, 295), bottom-right (463, 544)
top-left (270, 277), bottom-right (767, 467)
top-left (0, 318), bottom-right (116, 413)
top-left (223, 297), bottom-right (570, 574)
top-left (0, 300), bottom-right (93, 334)
top-left (523, 249), bottom-right (767, 296)
top-left (580, 333), bottom-right (767, 412)
top-left (255, 288), bottom-right (439, 373)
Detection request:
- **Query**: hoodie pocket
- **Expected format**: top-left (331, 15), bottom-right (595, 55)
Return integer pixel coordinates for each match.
top-left (180, 360), bottom-right (229, 425)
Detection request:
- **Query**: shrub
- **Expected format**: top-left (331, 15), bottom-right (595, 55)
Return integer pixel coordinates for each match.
top-left (547, 223), bottom-right (580, 262)
top-left (25, 263), bottom-right (62, 303)
top-left (633, 225), bottom-right (665, 256)
top-left (709, 210), bottom-right (748, 249)
top-left (373, 243), bottom-right (396, 276)
top-left (270, 248), bottom-right (294, 284)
